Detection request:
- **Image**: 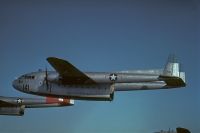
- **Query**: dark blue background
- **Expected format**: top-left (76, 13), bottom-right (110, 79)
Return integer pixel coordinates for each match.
top-left (0, 0), bottom-right (199, 133)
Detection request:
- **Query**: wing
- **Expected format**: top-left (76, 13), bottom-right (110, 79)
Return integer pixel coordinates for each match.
top-left (47, 57), bottom-right (97, 85)
top-left (0, 99), bottom-right (16, 107)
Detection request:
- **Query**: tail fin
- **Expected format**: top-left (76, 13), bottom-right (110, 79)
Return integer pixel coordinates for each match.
top-left (163, 54), bottom-right (180, 77)
top-left (161, 55), bottom-right (186, 87)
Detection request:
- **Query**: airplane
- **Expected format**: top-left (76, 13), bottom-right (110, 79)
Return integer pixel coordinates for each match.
top-left (0, 96), bottom-right (74, 116)
top-left (12, 55), bottom-right (186, 101)
top-left (176, 127), bottom-right (191, 133)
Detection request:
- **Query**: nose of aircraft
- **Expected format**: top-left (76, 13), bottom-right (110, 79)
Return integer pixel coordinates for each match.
top-left (12, 79), bottom-right (19, 90)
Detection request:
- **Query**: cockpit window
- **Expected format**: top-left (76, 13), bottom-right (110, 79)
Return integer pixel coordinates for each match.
top-left (21, 75), bottom-right (35, 79)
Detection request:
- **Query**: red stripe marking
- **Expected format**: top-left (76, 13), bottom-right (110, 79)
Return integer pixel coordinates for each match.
top-left (46, 97), bottom-right (70, 105)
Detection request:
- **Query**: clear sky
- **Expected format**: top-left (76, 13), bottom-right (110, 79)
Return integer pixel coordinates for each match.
top-left (0, 0), bottom-right (199, 133)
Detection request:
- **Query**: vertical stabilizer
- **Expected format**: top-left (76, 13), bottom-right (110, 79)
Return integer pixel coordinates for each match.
top-left (160, 55), bottom-right (186, 87)
top-left (163, 55), bottom-right (180, 77)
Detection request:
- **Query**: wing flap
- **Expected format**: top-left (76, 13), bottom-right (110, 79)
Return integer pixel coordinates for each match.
top-left (47, 57), bottom-right (96, 85)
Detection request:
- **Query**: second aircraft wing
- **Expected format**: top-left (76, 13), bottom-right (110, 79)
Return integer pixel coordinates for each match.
top-left (0, 99), bottom-right (16, 107)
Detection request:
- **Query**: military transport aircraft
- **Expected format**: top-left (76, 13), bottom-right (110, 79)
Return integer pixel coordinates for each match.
top-left (12, 56), bottom-right (186, 101)
top-left (0, 96), bottom-right (74, 116)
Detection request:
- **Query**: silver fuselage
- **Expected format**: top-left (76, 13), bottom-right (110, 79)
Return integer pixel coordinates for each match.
top-left (0, 96), bottom-right (74, 116)
top-left (12, 69), bottom-right (185, 101)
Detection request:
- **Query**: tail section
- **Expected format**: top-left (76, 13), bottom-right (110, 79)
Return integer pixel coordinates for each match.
top-left (160, 55), bottom-right (186, 87)
top-left (163, 55), bottom-right (180, 77)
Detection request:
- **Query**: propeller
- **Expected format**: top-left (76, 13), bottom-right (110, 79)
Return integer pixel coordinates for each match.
top-left (45, 67), bottom-right (49, 91)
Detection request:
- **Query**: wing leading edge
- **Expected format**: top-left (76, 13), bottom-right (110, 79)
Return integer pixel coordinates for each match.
top-left (47, 57), bottom-right (97, 85)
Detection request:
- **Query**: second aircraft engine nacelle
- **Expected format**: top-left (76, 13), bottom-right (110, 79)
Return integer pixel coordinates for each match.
top-left (0, 106), bottom-right (25, 116)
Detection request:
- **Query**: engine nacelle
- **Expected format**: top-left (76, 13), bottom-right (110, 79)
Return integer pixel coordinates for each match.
top-left (0, 106), bottom-right (25, 116)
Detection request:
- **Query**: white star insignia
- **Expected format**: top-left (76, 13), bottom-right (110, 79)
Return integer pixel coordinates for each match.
top-left (109, 73), bottom-right (117, 81)
top-left (17, 98), bottom-right (23, 104)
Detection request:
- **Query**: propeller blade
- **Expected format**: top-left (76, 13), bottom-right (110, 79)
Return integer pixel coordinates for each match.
top-left (45, 67), bottom-right (49, 90)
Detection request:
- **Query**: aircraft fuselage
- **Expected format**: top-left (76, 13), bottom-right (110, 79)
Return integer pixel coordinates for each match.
top-left (12, 69), bottom-right (185, 101)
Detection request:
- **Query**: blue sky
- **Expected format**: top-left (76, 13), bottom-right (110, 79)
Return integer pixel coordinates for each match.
top-left (0, 0), bottom-right (199, 133)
